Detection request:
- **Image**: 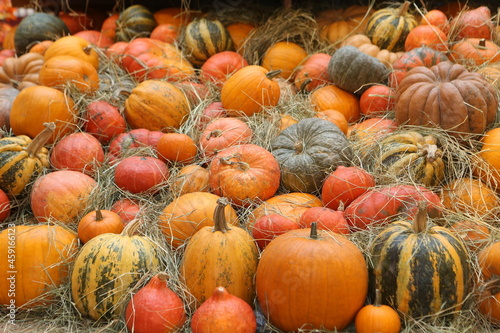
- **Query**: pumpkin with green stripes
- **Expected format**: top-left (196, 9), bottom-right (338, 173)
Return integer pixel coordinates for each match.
top-left (363, 130), bottom-right (445, 187)
top-left (368, 204), bottom-right (470, 321)
top-left (183, 18), bottom-right (234, 67)
top-left (365, 1), bottom-right (418, 52)
top-left (115, 5), bottom-right (157, 42)
top-left (0, 122), bottom-right (54, 196)
top-left (71, 219), bottom-right (161, 320)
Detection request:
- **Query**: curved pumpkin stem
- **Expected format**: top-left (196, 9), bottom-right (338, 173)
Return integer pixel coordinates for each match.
top-left (157, 271), bottom-right (170, 282)
top-left (398, 1), bottom-right (412, 17)
top-left (122, 218), bottom-right (141, 236)
top-left (420, 143), bottom-right (442, 163)
top-left (299, 78), bottom-right (312, 93)
top-left (95, 209), bottom-right (104, 222)
top-left (310, 221), bottom-right (318, 239)
top-left (220, 155), bottom-right (250, 172)
top-left (206, 129), bottom-right (222, 140)
top-left (213, 197), bottom-right (231, 233)
top-left (413, 201), bottom-right (428, 233)
top-left (266, 69), bottom-right (282, 80)
top-left (26, 122), bottom-right (55, 158)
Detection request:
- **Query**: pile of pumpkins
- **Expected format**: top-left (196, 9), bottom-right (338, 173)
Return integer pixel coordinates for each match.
top-left (0, 1), bottom-right (500, 332)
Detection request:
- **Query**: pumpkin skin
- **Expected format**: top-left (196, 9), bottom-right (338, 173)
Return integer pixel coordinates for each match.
top-left (221, 65), bottom-right (281, 117)
top-left (183, 18), bottom-right (233, 66)
top-left (327, 45), bottom-right (389, 94)
top-left (158, 192), bottom-right (239, 249)
top-left (199, 51), bottom-right (248, 88)
top-left (394, 61), bottom-right (498, 139)
top-left (0, 224), bottom-right (78, 307)
top-left (71, 219), bottom-right (161, 320)
top-left (43, 35), bottom-right (99, 70)
top-left (298, 206), bottom-right (350, 234)
top-left (449, 6), bottom-right (494, 41)
top-left (156, 132), bottom-right (197, 164)
top-left (14, 12), bottom-right (70, 55)
top-left (251, 213), bottom-right (300, 250)
top-left (271, 117), bottom-right (353, 193)
top-left (30, 170), bottom-right (98, 224)
top-left (0, 122), bottom-right (53, 196)
top-left (107, 128), bottom-right (163, 163)
top-left (354, 289), bottom-right (401, 333)
top-left (369, 206), bottom-right (470, 320)
top-left (124, 79), bottom-right (191, 132)
top-left (309, 84), bottom-right (360, 122)
top-left (256, 223), bottom-right (368, 331)
top-left (363, 130), bottom-right (445, 187)
top-left (83, 101), bottom-right (127, 145)
top-left (365, 1), bottom-right (418, 52)
top-left (0, 86), bottom-right (18, 129)
top-left (404, 24), bottom-right (448, 52)
top-left (170, 164), bottom-right (210, 196)
top-left (111, 198), bottom-right (141, 226)
top-left (450, 38), bottom-right (500, 67)
top-left (115, 5), bottom-right (157, 42)
top-left (0, 52), bottom-right (44, 90)
top-left (477, 242), bottom-right (500, 325)
top-left (10, 85), bottom-right (78, 144)
top-left (180, 198), bottom-right (259, 309)
top-left (209, 144), bottom-right (281, 207)
top-left (261, 41), bottom-right (308, 80)
top-left (77, 209), bottom-right (124, 244)
top-left (114, 156), bottom-right (169, 194)
top-left (293, 53), bottom-right (332, 92)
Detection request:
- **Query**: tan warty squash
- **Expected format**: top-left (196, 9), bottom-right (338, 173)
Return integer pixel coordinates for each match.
top-left (363, 130), bottom-right (445, 187)
top-left (0, 122), bottom-right (54, 196)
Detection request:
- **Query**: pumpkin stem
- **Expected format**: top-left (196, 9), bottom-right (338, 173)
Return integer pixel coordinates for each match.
top-left (398, 1), bottom-right (412, 16)
top-left (83, 45), bottom-right (93, 56)
top-left (374, 289), bottom-right (382, 307)
top-left (299, 78), bottom-right (312, 93)
top-left (310, 221), bottom-right (318, 239)
top-left (413, 201), bottom-right (428, 233)
top-left (479, 38), bottom-right (486, 48)
top-left (206, 129), bottom-right (222, 140)
top-left (95, 209), bottom-right (103, 221)
top-left (293, 141), bottom-right (304, 154)
top-left (157, 272), bottom-right (170, 282)
top-left (213, 197), bottom-right (231, 233)
top-left (219, 155), bottom-right (250, 171)
top-left (421, 144), bottom-right (442, 163)
top-left (266, 69), bottom-right (282, 80)
top-left (26, 122), bottom-right (56, 158)
top-left (122, 218), bottom-right (141, 236)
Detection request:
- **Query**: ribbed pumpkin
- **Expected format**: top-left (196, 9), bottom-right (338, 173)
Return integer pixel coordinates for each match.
top-left (14, 12), bottom-right (70, 55)
top-left (0, 224), bottom-right (78, 308)
top-left (180, 197), bottom-right (259, 309)
top-left (363, 130), bottom-right (445, 187)
top-left (115, 5), bottom-right (157, 42)
top-left (43, 35), bottom-right (99, 70)
top-left (365, 1), bottom-right (418, 52)
top-left (261, 41), bottom-right (308, 80)
top-left (256, 222), bottom-right (368, 331)
top-left (271, 117), bottom-right (353, 193)
top-left (71, 219), bottom-right (161, 320)
top-left (369, 203), bottom-right (470, 320)
top-left (0, 122), bottom-right (53, 196)
top-left (183, 18), bottom-right (233, 66)
top-left (124, 80), bottom-right (190, 132)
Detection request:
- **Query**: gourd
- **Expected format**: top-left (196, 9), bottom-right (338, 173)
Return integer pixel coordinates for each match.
top-left (271, 117), bottom-right (352, 193)
top-left (71, 219), bottom-right (161, 320)
top-left (369, 203), bottom-right (470, 320)
top-left (0, 52), bottom-right (43, 90)
top-left (115, 5), bottom-right (157, 42)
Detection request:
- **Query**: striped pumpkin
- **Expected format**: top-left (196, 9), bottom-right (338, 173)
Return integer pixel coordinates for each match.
top-left (115, 5), bottom-right (157, 42)
top-left (364, 131), bottom-right (445, 187)
top-left (369, 204), bottom-right (470, 320)
top-left (183, 18), bottom-right (233, 66)
top-left (0, 122), bottom-right (54, 196)
top-left (365, 1), bottom-right (418, 52)
top-left (71, 219), bottom-right (161, 320)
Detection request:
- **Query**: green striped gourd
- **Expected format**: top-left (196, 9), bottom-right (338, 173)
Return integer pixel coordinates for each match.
top-left (369, 203), bottom-right (470, 320)
top-left (71, 219), bottom-right (161, 320)
top-left (363, 130), bottom-right (445, 187)
top-left (183, 18), bottom-right (234, 66)
top-left (0, 122), bottom-right (54, 196)
top-left (115, 5), bottom-right (157, 42)
top-left (365, 1), bottom-right (418, 52)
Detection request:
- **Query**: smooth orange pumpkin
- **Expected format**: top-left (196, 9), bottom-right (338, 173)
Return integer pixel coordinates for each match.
top-left (77, 209), bottom-right (124, 244)
top-left (44, 35), bottom-right (99, 69)
top-left (261, 41), bottom-right (308, 80)
top-left (170, 164), bottom-right (210, 196)
top-left (156, 133), bottom-right (197, 164)
top-left (309, 84), bottom-right (360, 122)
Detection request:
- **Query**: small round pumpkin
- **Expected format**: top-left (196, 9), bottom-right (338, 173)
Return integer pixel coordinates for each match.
top-left (354, 289), bottom-right (401, 333)
top-left (261, 41), bottom-right (308, 80)
top-left (115, 5), bottom-right (157, 42)
top-left (450, 38), bottom-right (500, 68)
top-left (114, 156), bottom-right (169, 194)
top-left (77, 209), bottom-right (124, 244)
top-left (83, 100), bottom-right (127, 145)
top-left (293, 53), bottom-right (332, 92)
top-left (170, 164), bottom-right (210, 196)
top-left (309, 84), bottom-right (360, 122)
top-left (156, 133), bottom-right (197, 164)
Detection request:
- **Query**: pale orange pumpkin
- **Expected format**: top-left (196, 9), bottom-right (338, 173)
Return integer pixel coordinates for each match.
top-left (77, 209), bottom-right (124, 244)
top-left (261, 41), bottom-right (308, 80)
top-left (170, 164), bottom-right (210, 196)
top-left (309, 84), bottom-right (360, 122)
top-left (44, 35), bottom-right (99, 69)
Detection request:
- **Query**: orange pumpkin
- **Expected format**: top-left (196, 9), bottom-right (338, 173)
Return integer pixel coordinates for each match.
top-left (261, 41), bottom-right (308, 80)
top-left (170, 164), bottom-right (210, 196)
top-left (450, 38), bottom-right (500, 67)
top-left (354, 289), bottom-right (401, 333)
top-left (226, 22), bottom-right (255, 54)
top-left (314, 109), bottom-right (348, 134)
top-left (293, 53), bottom-right (331, 92)
top-left (309, 84), bottom-right (360, 122)
top-left (404, 24), bottom-right (448, 52)
top-left (28, 40), bottom-right (54, 55)
top-left (420, 9), bottom-right (450, 34)
top-left (477, 241), bottom-right (500, 325)
top-left (474, 127), bottom-right (500, 191)
top-left (44, 35), bottom-right (99, 69)
top-left (150, 23), bottom-right (178, 44)
top-left (156, 133), bottom-right (197, 164)
top-left (450, 219), bottom-right (491, 251)
top-left (77, 209), bottom-right (124, 244)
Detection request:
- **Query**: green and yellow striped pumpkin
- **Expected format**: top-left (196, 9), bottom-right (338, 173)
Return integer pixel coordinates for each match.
top-left (0, 122), bottom-right (54, 196)
top-left (365, 1), bottom-right (418, 52)
top-left (115, 5), bottom-right (157, 42)
top-left (369, 204), bottom-right (470, 320)
top-left (183, 18), bottom-right (234, 66)
top-left (364, 130), bottom-right (445, 187)
top-left (71, 219), bottom-right (161, 320)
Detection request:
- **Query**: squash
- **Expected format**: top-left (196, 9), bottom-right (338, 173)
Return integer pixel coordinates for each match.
top-left (170, 164), bottom-right (210, 196)
top-left (477, 241), bottom-right (500, 325)
top-left (43, 35), bottom-right (99, 70)
top-left (180, 197), bottom-right (259, 309)
top-left (394, 61), bottom-right (498, 139)
top-left (183, 18), bottom-right (233, 67)
top-left (0, 52), bottom-right (43, 90)
top-left (309, 84), bottom-right (360, 122)
top-left (354, 289), bottom-right (401, 333)
top-left (450, 38), bottom-right (500, 68)
top-left (0, 86), bottom-right (18, 129)
top-left (327, 45), bottom-right (389, 94)
top-left (71, 219), bottom-right (161, 320)
top-left (363, 130), bottom-right (445, 187)
top-left (77, 209), bottom-right (124, 244)
top-left (271, 117), bottom-right (352, 193)
top-left (14, 13), bottom-right (70, 55)
top-left (369, 203), bottom-right (470, 320)
top-left (115, 5), bottom-right (157, 42)
top-left (365, 1), bottom-right (418, 52)
top-left (261, 41), bottom-right (308, 80)
top-left (0, 122), bottom-right (54, 196)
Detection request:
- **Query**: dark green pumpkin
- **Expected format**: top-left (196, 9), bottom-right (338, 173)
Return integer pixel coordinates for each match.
top-left (115, 5), bottom-right (157, 42)
top-left (327, 45), bottom-right (389, 94)
top-left (369, 205), bottom-right (470, 321)
top-left (271, 117), bottom-right (352, 193)
top-left (363, 131), bottom-right (445, 187)
top-left (183, 18), bottom-right (233, 67)
top-left (365, 1), bottom-right (418, 52)
top-left (14, 13), bottom-right (70, 55)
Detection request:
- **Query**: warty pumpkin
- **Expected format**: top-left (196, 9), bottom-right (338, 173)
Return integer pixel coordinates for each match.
top-left (394, 61), bottom-right (498, 139)
top-left (180, 197), bottom-right (259, 309)
top-left (0, 122), bottom-right (53, 196)
top-left (369, 203), bottom-right (470, 320)
top-left (115, 5), bottom-right (157, 42)
top-left (71, 219), bottom-right (161, 320)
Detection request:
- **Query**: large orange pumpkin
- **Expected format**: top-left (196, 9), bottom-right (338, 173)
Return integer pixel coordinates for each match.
top-left (309, 84), bottom-right (360, 122)
top-left (261, 41), bottom-right (308, 80)
top-left (44, 35), bottom-right (99, 69)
